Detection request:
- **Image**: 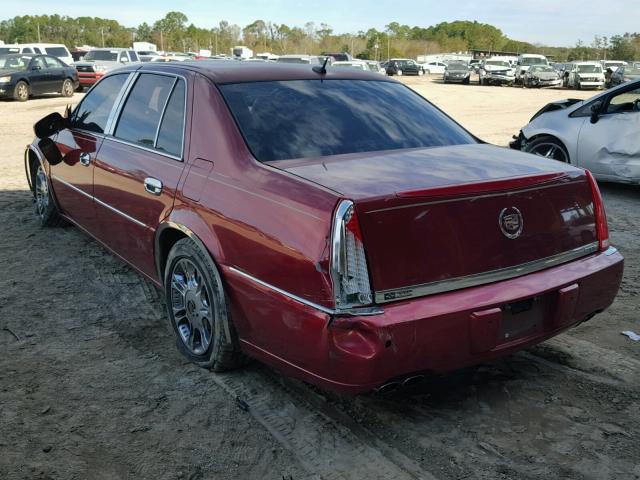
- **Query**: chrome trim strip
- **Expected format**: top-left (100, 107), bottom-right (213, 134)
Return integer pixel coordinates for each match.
top-left (604, 246), bottom-right (618, 256)
top-left (105, 136), bottom-right (183, 162)
top-left (51, 174), bottom-right (148, 229)
top-left (228, 266), bottom-right (384, 317)
top-left (375, 242), bottom-right (600, 304)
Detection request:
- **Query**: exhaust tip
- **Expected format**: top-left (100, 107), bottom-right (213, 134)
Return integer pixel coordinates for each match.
top-left (402, 374), bottom-right (425, 387)
top-left (375, 381), bottom-right (401, 394)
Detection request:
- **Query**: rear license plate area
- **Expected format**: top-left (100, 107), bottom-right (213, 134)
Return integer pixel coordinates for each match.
top-left (500, 297), bottom-right (544, 341)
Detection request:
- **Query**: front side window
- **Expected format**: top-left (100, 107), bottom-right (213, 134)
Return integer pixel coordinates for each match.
top-left (114, 74), bottom-right (176, 148)
top-left (31, 57), bottom-right (47, 70)
top-left (220, 79), bottom-right (475, 162)
top-left (128, 51), bottom-right (138, 62)
top-left (71, 74), bottom-right (129, 133)
top-left (607, 87), bottom-right (640, 114)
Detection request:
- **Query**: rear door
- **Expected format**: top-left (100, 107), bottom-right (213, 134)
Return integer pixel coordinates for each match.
top-left (93, 71), bottom-right (190, 279)
top-left (50, 73), bottom-right (131, 236)
top-left (43, 55), bottom-right (66, 92)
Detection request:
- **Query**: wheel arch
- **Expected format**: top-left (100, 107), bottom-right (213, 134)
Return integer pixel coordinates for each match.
top-left (522, 130), bottom-right (573, 164)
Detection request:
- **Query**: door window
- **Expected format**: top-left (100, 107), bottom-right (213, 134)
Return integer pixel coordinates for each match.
top-left (119, 51), bottom-right (129, 63)
top-left (31, 57), bottom-right (47, 70)
top-left (44, 56), bottom-right (64, 68)
top-left (71, 74), bottom-right (129, 133)
top-left (607, 87), bottom-right (640, 114)
top-left (114, 73), bottom-right (176, 148)
top-left (128, 50), bottom-right (139, 62)
top-left (156, 80), bottom-right (186, 157)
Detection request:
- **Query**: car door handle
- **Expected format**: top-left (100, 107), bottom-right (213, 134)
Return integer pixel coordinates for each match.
top-left (79, 152), bottom-right (91, 166)
top-left (144, 177), bottom-right (163, 196)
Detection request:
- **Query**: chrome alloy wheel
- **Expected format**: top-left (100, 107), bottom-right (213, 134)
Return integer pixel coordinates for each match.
top-left (170, 258), bottom-right (214, 355)
top-left (35, 165), bottom-right (49, 220)
top-left (529, 142), bottom-right (569, 163)
top-left (15, 82), bottom-right (28, 101)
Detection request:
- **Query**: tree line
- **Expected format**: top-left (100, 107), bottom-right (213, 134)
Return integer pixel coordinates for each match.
top-left (1, 12), bottom-right (638, 62)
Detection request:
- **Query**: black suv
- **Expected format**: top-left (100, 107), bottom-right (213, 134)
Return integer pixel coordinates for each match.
top-left (385, 59), bottom-right (424, 76)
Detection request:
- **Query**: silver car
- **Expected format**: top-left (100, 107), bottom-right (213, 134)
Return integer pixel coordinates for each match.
top-left (511, 79), bottom-right (640, 184)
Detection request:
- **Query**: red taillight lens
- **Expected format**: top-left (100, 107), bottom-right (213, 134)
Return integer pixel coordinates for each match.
top-left (585, 170), bottom-right (610, 251)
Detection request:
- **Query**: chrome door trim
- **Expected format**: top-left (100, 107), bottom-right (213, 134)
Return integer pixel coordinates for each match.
top-left (51, 174), bottom-right (148, 229)
top-left (228, 267), bottom-right (383, 317)
top-left (375, 242), bottom-right (600, 304)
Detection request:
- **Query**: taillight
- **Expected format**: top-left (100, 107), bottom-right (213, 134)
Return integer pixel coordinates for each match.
top-left (331, 200), bottom-right (373, 309)
top-left (585, 170), bottom-right (610, 251)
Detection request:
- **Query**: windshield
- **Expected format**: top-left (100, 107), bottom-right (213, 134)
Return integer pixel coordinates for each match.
top-left (448, 61), bottom-right (468, 69)
top-left (0, 55), bottom-right (31, 70)
top-left (45, 47), bottom-right (68, 58)
top-left (85, 50), bottom-right (119, 61)
top-left (0, 47), bottom-right (21, 55)
top-left (521, 57), bottom-right (547, 66)
top-left (486, 61), bottom-right (510, 67)
top-left (577, 65), bottom-right (602, 73)
top-left (220, 80), bottom-right (474, 162)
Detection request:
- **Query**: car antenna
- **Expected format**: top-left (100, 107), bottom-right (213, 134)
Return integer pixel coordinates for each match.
top-left (313, 56), bottom-right (330, 75)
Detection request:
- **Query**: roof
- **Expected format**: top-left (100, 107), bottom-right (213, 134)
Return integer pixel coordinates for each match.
top-left (132, 60), bottom-right (394, 84)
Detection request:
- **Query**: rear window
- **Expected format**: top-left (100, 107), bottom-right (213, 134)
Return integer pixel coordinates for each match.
top-left (220, 80), bottom-right (474, 162)
top-left (45, 47), bottom-right (69, 58)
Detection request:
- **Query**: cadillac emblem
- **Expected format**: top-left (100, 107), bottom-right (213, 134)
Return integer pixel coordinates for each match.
top-left (499, 207), bottom-right (523, 239)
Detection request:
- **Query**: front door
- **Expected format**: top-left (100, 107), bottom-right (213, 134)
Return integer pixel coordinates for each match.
top-left (50, 73), bottom-right (131, 236)
top-left (28, 56), bottom-right (50, 95)
top-left (93, 72), bottom-right (189, 279)
top-left (577, 84), bottom-right (640, 180)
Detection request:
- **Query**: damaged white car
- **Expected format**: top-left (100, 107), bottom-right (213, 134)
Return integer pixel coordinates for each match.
top-left (511, 79), bottom-right (640, 184)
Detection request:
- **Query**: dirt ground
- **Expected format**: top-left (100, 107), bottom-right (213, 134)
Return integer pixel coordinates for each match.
top-left (0, 77), bottom-right (638, 480)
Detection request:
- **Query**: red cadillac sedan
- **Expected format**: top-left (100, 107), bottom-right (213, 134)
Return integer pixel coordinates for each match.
top-left (26, 61), bottom-right (623, 394)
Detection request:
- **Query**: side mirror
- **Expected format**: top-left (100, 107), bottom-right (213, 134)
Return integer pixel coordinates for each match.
top-left (32, 65), bottom-right (41, 71)
top-left (34, 112), bottom-right (67, 139)
top-left (590, 101), bottom-right (603, 124)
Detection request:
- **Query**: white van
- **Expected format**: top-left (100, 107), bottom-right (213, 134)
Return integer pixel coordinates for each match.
top-left (0, 43), bottom-right (73, 65)
top-left (515, 53), bottom-right (549, 84)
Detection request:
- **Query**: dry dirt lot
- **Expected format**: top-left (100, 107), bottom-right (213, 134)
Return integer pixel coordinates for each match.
top-left (1, 78), bottom-right (639, 480)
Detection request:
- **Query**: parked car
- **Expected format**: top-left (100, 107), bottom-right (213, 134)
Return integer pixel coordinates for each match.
top-left (364, 60), bottom-right (385, 74)
top-left (276, 55), bottom-right (324, 65)
top-left (609, 65), bottom-right (640, 88)
top-left (136, 50), bottom-right (163, 62)
top-left (479, 59), bottom-right (515, 86)
top-left (515, 54), bottom-right (549, 85)
top-left (0, 43), bottom-right (73, 65)
top-left (601, 60), bottom-right (627, 73)
top-left (26, 62), bottom-right (623, 394)
top-left (0, 53), bottom-right (78, 101)
top-left (443, 60), bottom-right (471, 84)
top-left (511, 78), bottom-right (640, 184)
top-left (522, 65), bottom-right (562, 88)
top-left (322, 52), bottom-right (353, 62)
top-left (385, 59), bottom-right (424, 76)
top-left (420, 61), bottom-right (447, 75)
top-left (74, 48), bottom-right (140, 89)
top-left (566, 62), bottom-right (605, 89)
top-left (331, 61), bottom-right (368, 71)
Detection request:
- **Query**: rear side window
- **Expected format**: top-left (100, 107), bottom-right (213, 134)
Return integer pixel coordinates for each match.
top-left (128, 50), bottom-right (138, 62)
top-left (45, 47), bottom-right (69, 59)
top-left (220, 80), bottom-right (475, 162)
top-left (156, 80), bottom-right (186, 156)
top-left (71, 74), bottom-right (128, 133)
top-left (22, 47), bottom-right (33, 53)
top-left (44, 56), bottom-right (64, 68)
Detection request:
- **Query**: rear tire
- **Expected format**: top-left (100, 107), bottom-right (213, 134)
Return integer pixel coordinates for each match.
top-left (61, 79), bottom-right (74, 97)
top-left (165, 238), bottom-right (246, 372)
top-left (524, 136), bottom-right (570, 163)
top-left (13, 81), bottom-right (29, 102)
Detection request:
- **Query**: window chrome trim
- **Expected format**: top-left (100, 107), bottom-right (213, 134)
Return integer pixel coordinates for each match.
top-left (51, 174), bottom-right (148, 228)
top-left (107, 70), bottom-right (188, 161)
top-left (375, 242), bottom-right (600, 304)
top-left (228, 266), bottom-right (383, 317)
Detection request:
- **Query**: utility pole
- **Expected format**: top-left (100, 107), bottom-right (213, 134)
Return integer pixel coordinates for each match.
top-left (387, 36), bottom-right (390, 61)
top-left (37, 23), bottom-right (41, 43)
top-left (101, 27), bottom-right (105, 48)
top-left (160, 30), bottom-right (164, 52)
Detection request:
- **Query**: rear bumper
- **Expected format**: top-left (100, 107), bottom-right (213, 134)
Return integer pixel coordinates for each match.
top-left (228, 247), bottom-right (623, 394)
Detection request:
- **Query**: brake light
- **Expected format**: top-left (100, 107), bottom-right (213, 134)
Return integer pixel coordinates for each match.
top-left (331, 200), bottom-right (373, 309)
top-left (585, 170), bottom-right (609, 251)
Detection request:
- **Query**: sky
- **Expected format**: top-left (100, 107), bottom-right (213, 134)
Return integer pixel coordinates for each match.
top-left (3, 0), bottom-right (637, 47)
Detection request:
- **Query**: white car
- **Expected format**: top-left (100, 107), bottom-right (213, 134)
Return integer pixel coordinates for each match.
top-left (420, 61), bottom-right (446, 74)
top-left (332, 61), bottom-right (368, 71)
top-left (515, 53), bottom-right (549, 85)
top-left (479, 59), bottom-right (515, 86)
top-left (566, 62), bottom-right (605, 89)
top-left (0, 43), bottom-right (73, 65)
top-left (512, 79), bottom-right (640, 184)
